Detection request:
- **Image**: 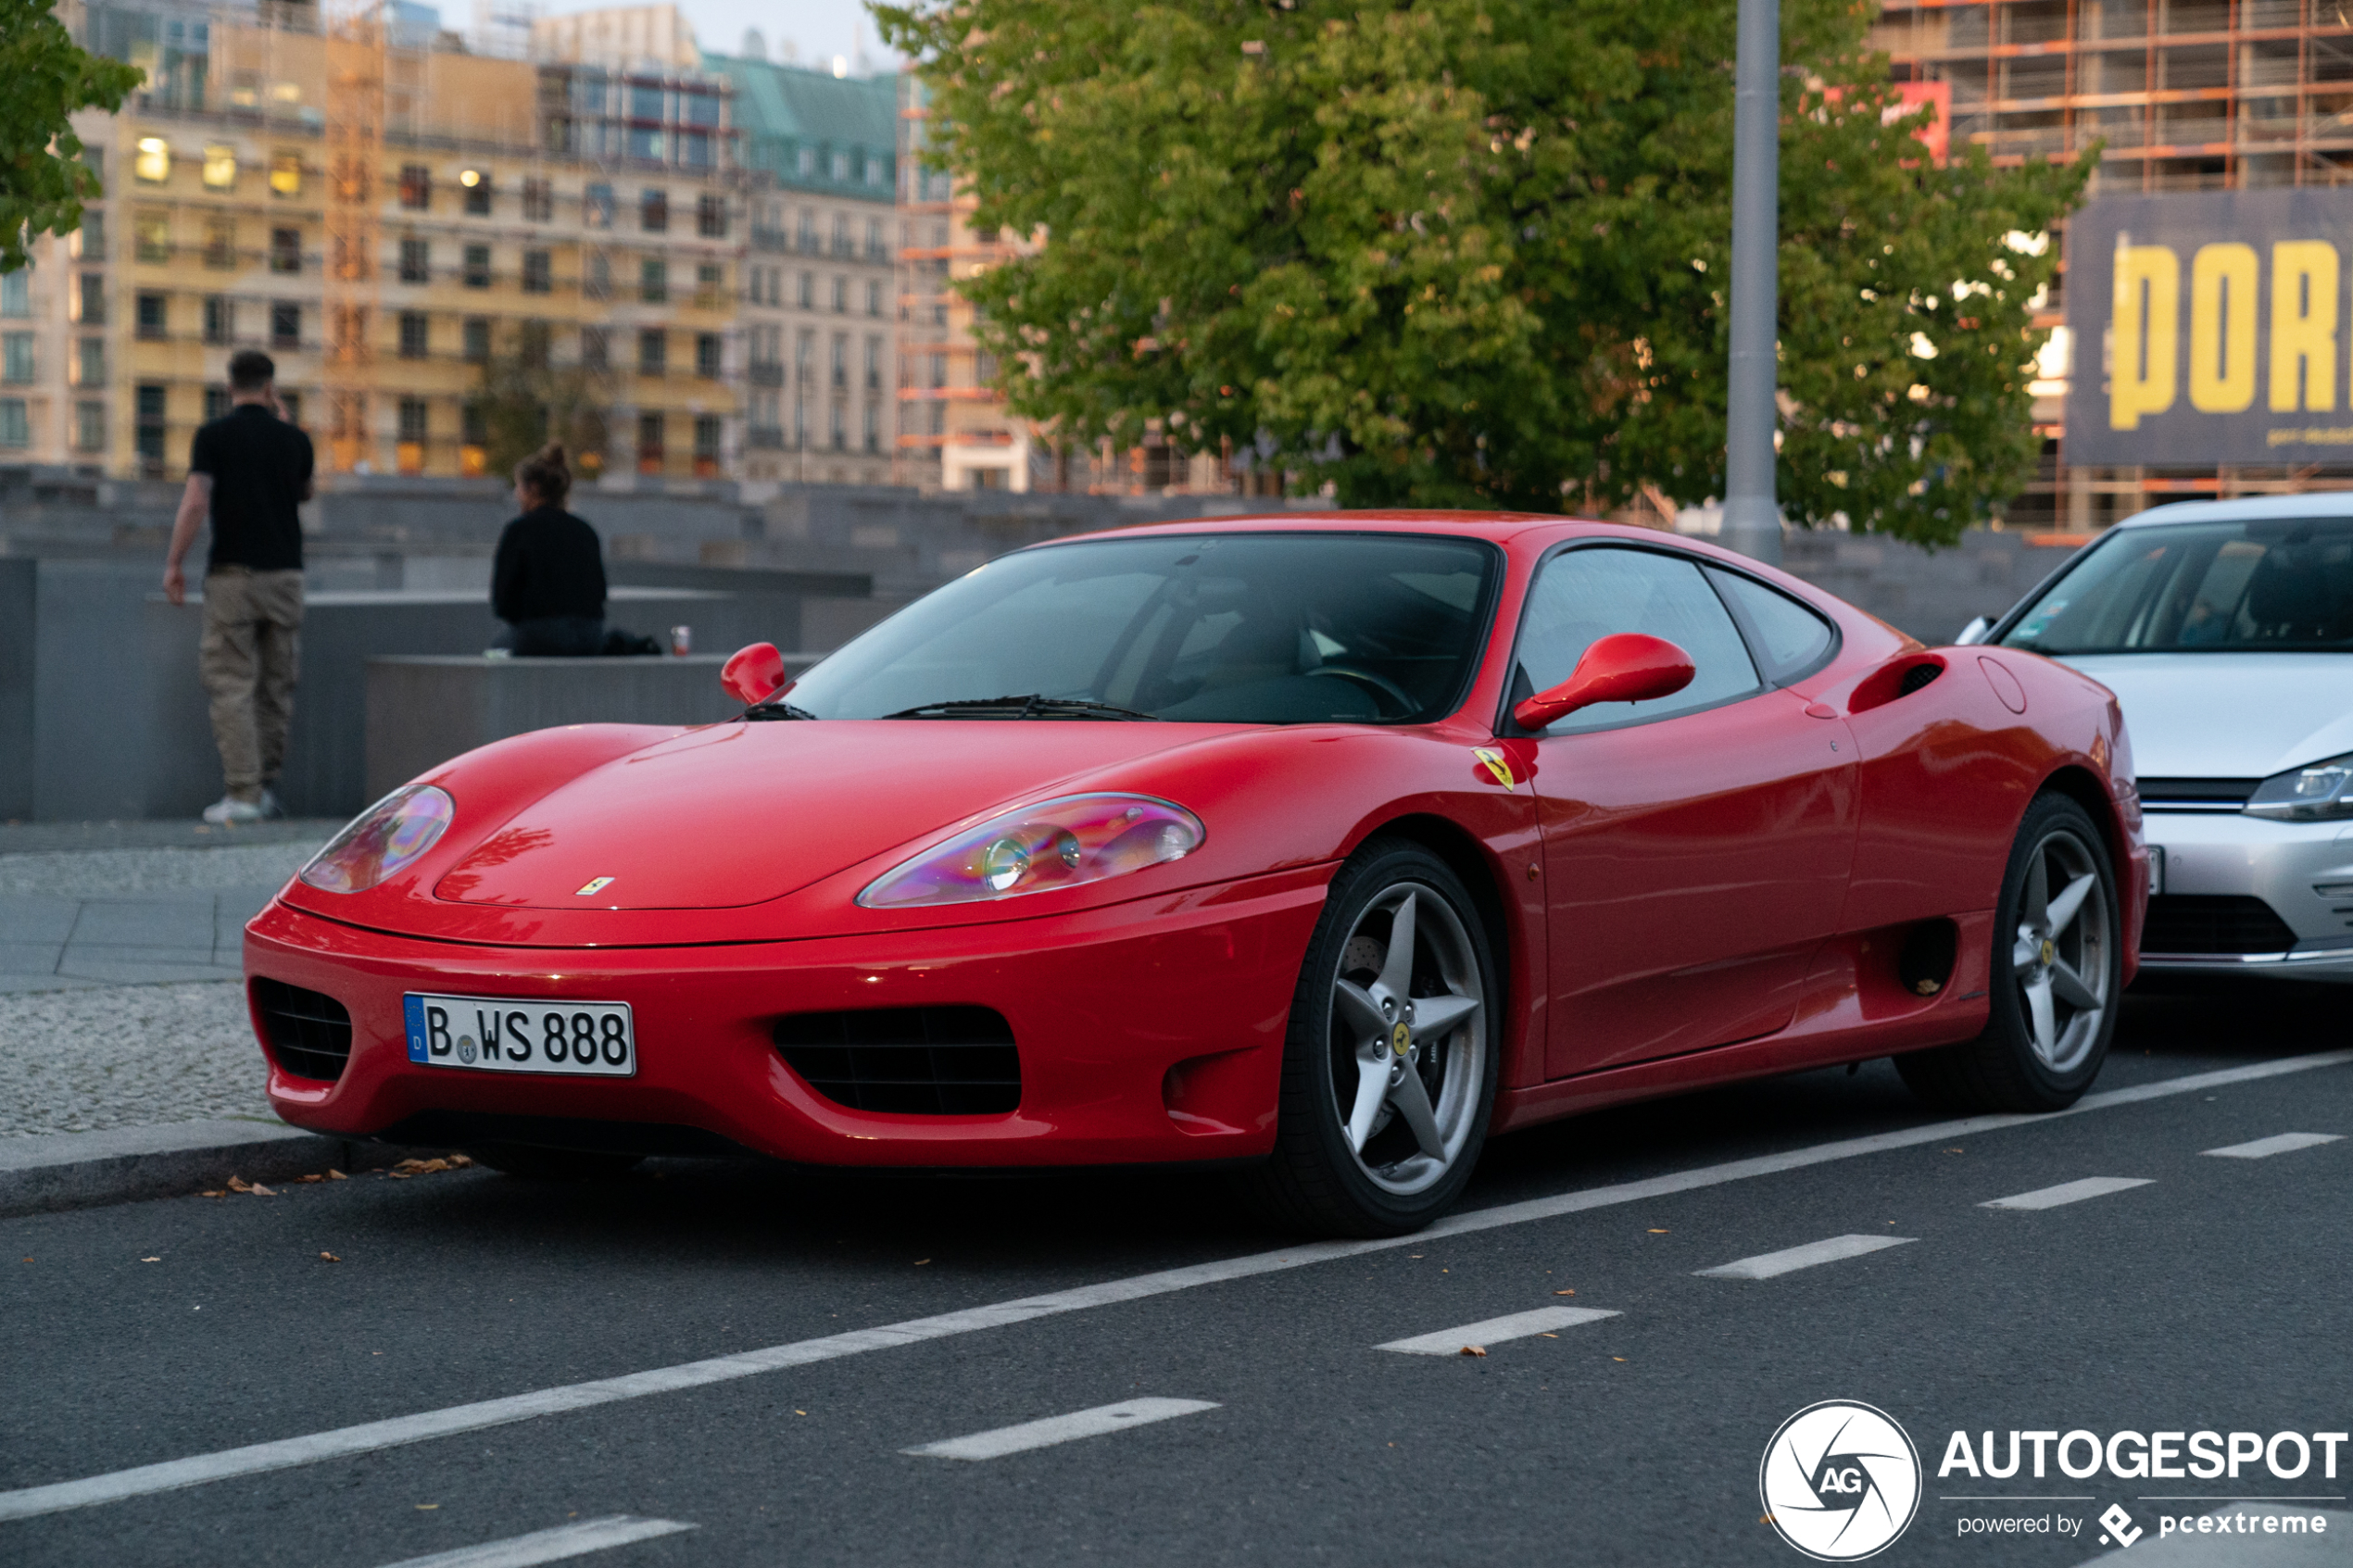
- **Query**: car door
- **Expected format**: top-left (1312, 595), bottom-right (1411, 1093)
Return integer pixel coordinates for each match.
top-left (1517, 546), bottom-right (1858, 1078)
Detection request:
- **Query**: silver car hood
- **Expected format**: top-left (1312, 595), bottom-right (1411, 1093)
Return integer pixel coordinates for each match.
top-left (2058, 653), bottom-right (2353, 780)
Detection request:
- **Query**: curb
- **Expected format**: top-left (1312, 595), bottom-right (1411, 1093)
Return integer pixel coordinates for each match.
top-left (0, 1121), bottom-right (447, 1218)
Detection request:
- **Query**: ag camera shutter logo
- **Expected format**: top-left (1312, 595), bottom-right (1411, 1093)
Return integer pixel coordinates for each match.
top-left (1761, 1400), bottom-right (1923, 1561)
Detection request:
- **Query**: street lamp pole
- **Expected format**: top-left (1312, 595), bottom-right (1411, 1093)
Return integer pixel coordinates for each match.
top-left (1721, 0), bottom-right (1784, 565)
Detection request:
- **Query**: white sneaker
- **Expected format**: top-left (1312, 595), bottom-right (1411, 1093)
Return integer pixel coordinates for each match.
top-left (258, 788), bottom-right (285, 820)
top-left (202, 795), bottom-right (266, 825)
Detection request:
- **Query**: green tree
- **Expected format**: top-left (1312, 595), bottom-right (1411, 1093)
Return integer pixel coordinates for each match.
top-left (470, 324), bottom-right (613, 483)
top-left (875, 0), bottom-right (2091, 544)
top-left (0, 0), bottom-right (142, 274)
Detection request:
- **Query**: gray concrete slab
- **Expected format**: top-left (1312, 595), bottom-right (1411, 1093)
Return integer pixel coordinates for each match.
top-left (61, 899), bottom-right (220, 948)
top-left (0, 897), bottom-right (79, 943)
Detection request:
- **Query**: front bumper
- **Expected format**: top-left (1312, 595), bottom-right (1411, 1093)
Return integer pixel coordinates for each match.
top-left (2139, 809), bottom-right (2353, 981)
top-left (243, 865), bottom-right (1329, 1166)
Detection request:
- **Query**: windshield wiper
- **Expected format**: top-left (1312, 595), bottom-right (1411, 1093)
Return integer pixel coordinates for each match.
top-left (743, 698), bottom-right (819, 721)
top-left (883, 694), bottom-right (1160, 721)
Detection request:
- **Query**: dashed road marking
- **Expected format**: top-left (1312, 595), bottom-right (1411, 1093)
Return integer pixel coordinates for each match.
top-left (901, 1399), bottom-right (1218, 1461)
top-left (1377, 1305), bottom-right (1619, 1355)
top-left (2204, 1132), bottom-right (2343, 1160)
top-left (1693, 1234), bottom-right (1917, 1280)
top-left (371, 1516), bottom-right (696, 1568)
top-left (2, 1052), bottom-right (2342, 1524)
top-left (1981, 1176), bottom-right (2153, 1211)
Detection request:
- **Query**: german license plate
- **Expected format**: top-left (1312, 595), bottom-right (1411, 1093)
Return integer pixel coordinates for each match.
top-left (403, 993), bottom-right (636, 1076)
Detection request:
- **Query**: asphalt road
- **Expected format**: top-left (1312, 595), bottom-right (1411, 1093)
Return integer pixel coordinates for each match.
top-left (5, 982), bottom-right (2350, 1568)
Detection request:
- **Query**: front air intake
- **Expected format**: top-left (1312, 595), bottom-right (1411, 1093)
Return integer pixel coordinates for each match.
top-left (2141, 895), bottom-right (2296, 955)
top-left (252, 977), bottom-right (354, 1082)
top-left (774, 1005), bottom-right (1022, 1116)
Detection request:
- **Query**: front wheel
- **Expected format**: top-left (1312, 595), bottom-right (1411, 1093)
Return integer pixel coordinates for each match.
top-left (1897, 792), bottom-right (2122, 1113)
top-left (1243, 840), bottom-right (1500, 1236)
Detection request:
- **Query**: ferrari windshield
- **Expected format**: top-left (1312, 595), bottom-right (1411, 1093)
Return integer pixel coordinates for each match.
top-left (2000, 516), bottom-right (2353, 655)
top-left (786, 532), bottom-right (1498, 723)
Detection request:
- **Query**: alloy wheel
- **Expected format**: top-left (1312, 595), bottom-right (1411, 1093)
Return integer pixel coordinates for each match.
top-left (2007, 826), bottom-right (2111, 1075)
top-left (1326, 883), bottom-right (1487, 1196)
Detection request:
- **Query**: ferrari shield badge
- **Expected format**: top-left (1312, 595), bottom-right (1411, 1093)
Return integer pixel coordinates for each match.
top-left (576, 876), bottom-right (616, 897)
top-left (1472, 747), bottom-right (1516, 789)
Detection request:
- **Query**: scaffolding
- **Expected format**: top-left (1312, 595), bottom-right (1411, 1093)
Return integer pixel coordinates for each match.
top-left (321, 0), bottom-right (384, 473)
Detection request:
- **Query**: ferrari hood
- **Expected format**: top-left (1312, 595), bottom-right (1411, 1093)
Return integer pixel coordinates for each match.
top-left (432, 720), bottom-right (1226, 910)
top-left (2059, 652), bottom-right (2353, 780)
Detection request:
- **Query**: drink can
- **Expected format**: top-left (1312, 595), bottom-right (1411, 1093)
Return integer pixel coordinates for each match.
top-left (669, 624), bottom-right (692, 657)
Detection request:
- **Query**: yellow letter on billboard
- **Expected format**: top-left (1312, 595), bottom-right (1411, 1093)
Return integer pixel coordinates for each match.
top-left (2189, 243), bottom-right (2259, 412)
top-left (2270, 240), bottom-right (2339, 412)
top-left (2111, 244), bottom-right (2178, 431)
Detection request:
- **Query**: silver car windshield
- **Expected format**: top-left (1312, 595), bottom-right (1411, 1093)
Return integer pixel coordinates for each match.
top-left (2000, 517), bottom-right (2353, 655)
top-left (786, 532), bottom-right (1499, 723)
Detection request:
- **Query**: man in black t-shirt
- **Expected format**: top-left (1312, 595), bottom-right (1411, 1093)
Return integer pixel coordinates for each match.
top-left (163, 349), bottom-right (316, 824)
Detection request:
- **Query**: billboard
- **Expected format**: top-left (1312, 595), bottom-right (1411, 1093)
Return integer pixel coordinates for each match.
top-left (2064, 189), bottom-right (2353, 466)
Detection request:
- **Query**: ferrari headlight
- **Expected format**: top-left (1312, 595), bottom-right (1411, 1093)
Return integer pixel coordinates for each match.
top-left (299, 785), bottom-right (455, 893)
top-left (2246, 752), bottom-right (2353, 822)
top-left (857, 793), bottom-right (1204, 909)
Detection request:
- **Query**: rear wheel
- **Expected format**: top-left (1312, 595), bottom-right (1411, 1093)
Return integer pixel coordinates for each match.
top-left (466, 1145), bottom-right (645, 1180)
top-left (1243, 840), bottom-right (1499, 1236)
top-left (1897, 793), bottom-right (2120, 1113)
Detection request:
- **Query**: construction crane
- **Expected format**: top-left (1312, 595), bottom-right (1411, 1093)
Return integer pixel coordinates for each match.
top-left (321, 0), bottom-right (385, 475)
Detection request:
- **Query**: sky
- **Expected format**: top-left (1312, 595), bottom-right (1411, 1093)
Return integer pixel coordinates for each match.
top-left (458, 0), bottom-right (904, 73)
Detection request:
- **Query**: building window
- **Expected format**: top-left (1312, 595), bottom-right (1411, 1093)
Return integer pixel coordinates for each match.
top-left (683, 132), bottom-right (711, 168)
top-left (399, 164), bottom-right (431, 209)
top-left (832, 214), bottom-right (850, 257)
top-left (70, 210), bottom-right (101, 257)
top-left (522, 177), bottom-right (552, 222)
top-left (74, 337), bottom-right (105, 386)
top-left (830, 332), bottom-right (847, 390)
top-left (631, 82), bottom-right (664, 119)
top-left (135, 383), bottom-right (167, 464)
top-left (829, 400), bottom-right (846, 450)
top-left (865, 334), bottom-right (882, 391)
top-left (136, 292), bottom-right (166, 339)
top-left (75, 399), bottom-right (105, 451)
top-left (864, 401), bottom-right (881, 452)
top-left (520, 320), bottom-right (549, 369)
top-left (0, 398), bottom-right (28, 446)
top-left (0, 271), bottom-right (25, 317)
top-left (637, 329), bottom-right (665, 375)
top-left (830, 151), bottom-right (849, 183)
top-left (270, 228), bottom-right (301, 274)
top-left (522, 249), bottom-right (551, 293)
top-left (866, 278), bottom-right (882, 318)
top-left (74, 272), bottom-right (105, 324)
top-left (134, 137), bottom-right (170, 183)
top-left (693, 413), bottom-right (721, 476)
top-left (270, 153), bottom-right (301, 197)
top-left (398, 310), bottom-right (427, 358)
top-left (796, 327), bottom-right (813, 386)
top-left (203, 145), bottom-right (236, 190)
top-left (397, 397), bottom-right (429, 442)
top-left (461, 169), bottom-right (491, 215)
top-left (683, 90), bottom-right (719, 127)
top-left (640, 189), bottom-right (668, 232)
top-left (585, 182), bottom-right (613, 228)
top-left (204, 217), bottom-right (235, 269)
top-left (796, 208), bottom-right (815, 251)
top-left (830, 275), bottom-right (846, 313)
top-left (2, 333), bottom-right (31, 383)
top-left (278, 389), bottom-right (302, 427)
top-left (628, 127), bottom-right (664, 162)
top-left (270, 302), bottom-right (299, 346)
top-left (696, 262), bottom-right (721, 309)
top-left (640, 257), bottom-right (666, 304)
top-left (637, 410), bottom-right (664, 472)
top-left (204, 296), bottom-right (232, 344)
top-left (462, 401), bottom-right (486, 445)
top-left (463, 318), bottom-right (490, 362)
top-left (797, 270), bottom-right (812, 309)
top-left (399, 238), bottom-right (429, 283)
top-left (866, 218), bottom-right (885, 260)
top-left (697, 194), bottom-right (726, 238)
top-left (585, 253), bottom-right (610, 300)
top-left (135, 212), bottom-right (170, 263)
top-left (463, 245), bottom-right (491, 288)
top-left (696, 332), bottom-right (720, 379)
top-left (205, 386), bottom-right (230, 422)
top-left (796, 146), bottom-right (815, 178)
top-left (581, 326), bottom-right (608, 370)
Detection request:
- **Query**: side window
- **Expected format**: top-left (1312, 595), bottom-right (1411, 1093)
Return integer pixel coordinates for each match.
top-left (1705, 567), bottom-right (1835, 681)
top-left (1516, 547), bottom-right (1759, 732)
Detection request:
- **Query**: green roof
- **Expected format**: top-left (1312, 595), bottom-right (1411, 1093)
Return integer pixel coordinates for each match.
top-left (704, 55), bottom-right (897, 196)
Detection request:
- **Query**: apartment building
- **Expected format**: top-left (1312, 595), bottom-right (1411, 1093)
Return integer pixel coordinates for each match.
top-left (707, 52), bottom-right (896, 487)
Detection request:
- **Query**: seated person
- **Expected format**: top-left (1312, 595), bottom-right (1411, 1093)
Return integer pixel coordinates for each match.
top-left (491, 444), bottom-right (608, 657)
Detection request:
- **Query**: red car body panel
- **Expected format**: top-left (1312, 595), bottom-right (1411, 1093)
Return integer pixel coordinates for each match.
top-left (245, 513), bottom-right (2146, 1167)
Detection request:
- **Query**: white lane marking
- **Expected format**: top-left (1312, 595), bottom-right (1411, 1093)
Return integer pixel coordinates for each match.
top-left (1378, 1305), bottom-right (1618, 1354)
top-left (1981, 1176), bottom-right (2153, 1210)
top-left (3, 1049), bottom-right (2346, 1524)
top-left (901, 1399), bottom-right (1217, 1461)
top-left (2205, 1132), bottom-right (2343, 1160)
top-left (1693, 1234), bottom-right (1918, 1281)
top-left (371, 1516), bottom-right (696, 1568)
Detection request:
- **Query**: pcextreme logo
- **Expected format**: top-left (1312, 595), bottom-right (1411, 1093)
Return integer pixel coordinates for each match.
top-left (1761, 1401), bottom-right (1924, 1561)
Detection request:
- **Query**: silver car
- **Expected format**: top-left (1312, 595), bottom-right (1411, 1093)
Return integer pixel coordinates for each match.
top-left (1965, 495), bottom-right (2353, 982)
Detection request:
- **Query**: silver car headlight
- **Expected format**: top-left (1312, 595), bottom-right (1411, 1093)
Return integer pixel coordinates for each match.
top-left (2246, 752), bottom-right (2353, 822)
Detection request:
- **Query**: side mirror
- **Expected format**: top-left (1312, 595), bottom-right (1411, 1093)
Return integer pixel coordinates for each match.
top-left (1512, 633), bottom-right (1695, 732)
top-left (1955, 615), bottom-right (1994, 646)
top-left (721, 641), bottom-right (786, 706)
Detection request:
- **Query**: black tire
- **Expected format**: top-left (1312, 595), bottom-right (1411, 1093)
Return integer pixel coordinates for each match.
top-left (1242, 839), bottom-right (1501, 1236)
top-left (466, 1145), bottom-right (646, 1180)
top-left (1896, 792), bottom-right (2122, 1113)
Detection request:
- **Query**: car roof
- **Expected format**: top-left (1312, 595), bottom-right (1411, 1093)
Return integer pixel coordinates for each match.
top-left (2115, 491), bottom-right (2353, 528)
top-left (1036, 509), bottom-right (1655, 547)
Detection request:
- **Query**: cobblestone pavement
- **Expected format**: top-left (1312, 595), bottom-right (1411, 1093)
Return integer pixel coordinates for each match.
top-left (0, 839), bottom-right (330, 993)
top-left (0, 980), bottom-right (271, 1135)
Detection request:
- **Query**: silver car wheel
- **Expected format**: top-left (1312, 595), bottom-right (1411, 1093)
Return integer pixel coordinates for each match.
top-left (1326, 883), bottom-right (1486, 1197)
top-left (2008, 825), bottom-right (2111, 1075)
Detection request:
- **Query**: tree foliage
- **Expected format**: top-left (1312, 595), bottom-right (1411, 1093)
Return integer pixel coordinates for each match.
top-left (472, 326), bottom-right (613, 482)
top-left (0, 0), bottom-right (142, 274)
top-left (875, 0), bottom-right (2091, 543)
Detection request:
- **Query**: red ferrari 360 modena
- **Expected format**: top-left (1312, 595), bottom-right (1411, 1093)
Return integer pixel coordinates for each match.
top-left (245, 514), bottom-right (2146, 1236)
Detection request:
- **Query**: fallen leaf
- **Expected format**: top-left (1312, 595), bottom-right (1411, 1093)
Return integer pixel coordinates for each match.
top-left (1553, 1288), bottom-right (1575, 1296)
top-left (912, 1259), bottom-right (931, 1266)
top-left (447, 1154), bottom-right (474, 1168)
top-left (247, 1183), bottom-right (275, 1197)
top-left (391, 1158), bottom-right (453, 1176)
top-left (296, 1174), bottom-right (322, 1184)
top-left (1613, 1357), bottom-right (1627, 1362)
top-left (320, 1251), bottom-right (342, 1262)
top-left (1647, 1228), bottom-right (1668, 1234)
top-left (1760, 1513), bottom-right (1776, 1525)
top-left (416, 1503), bottom-right (438, 1511)
top-left (200, 1190), bottom-right (225, 1199)
top-left (140, 1257), bottom-right (161, 1263)
top-left (1540, 1333), bottom-right (1559, 1339)
top-left (385, 1173), bottom-right (411, 1180)
top-left (226, 1176), bottom-right (253, 1193)
top-left (327, 1170), bottom-right (347, 1181)
top-left (1944, 1147), bottom-right (1964, 1154)
top-left (1459, 1346), bottom-right (1487, 1358)
top-left (795, 1410), bottom-right (807, 1416)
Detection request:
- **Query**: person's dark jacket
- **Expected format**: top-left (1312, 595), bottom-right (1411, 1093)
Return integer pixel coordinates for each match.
top-left (492, 507), bottom-right (607, 624)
